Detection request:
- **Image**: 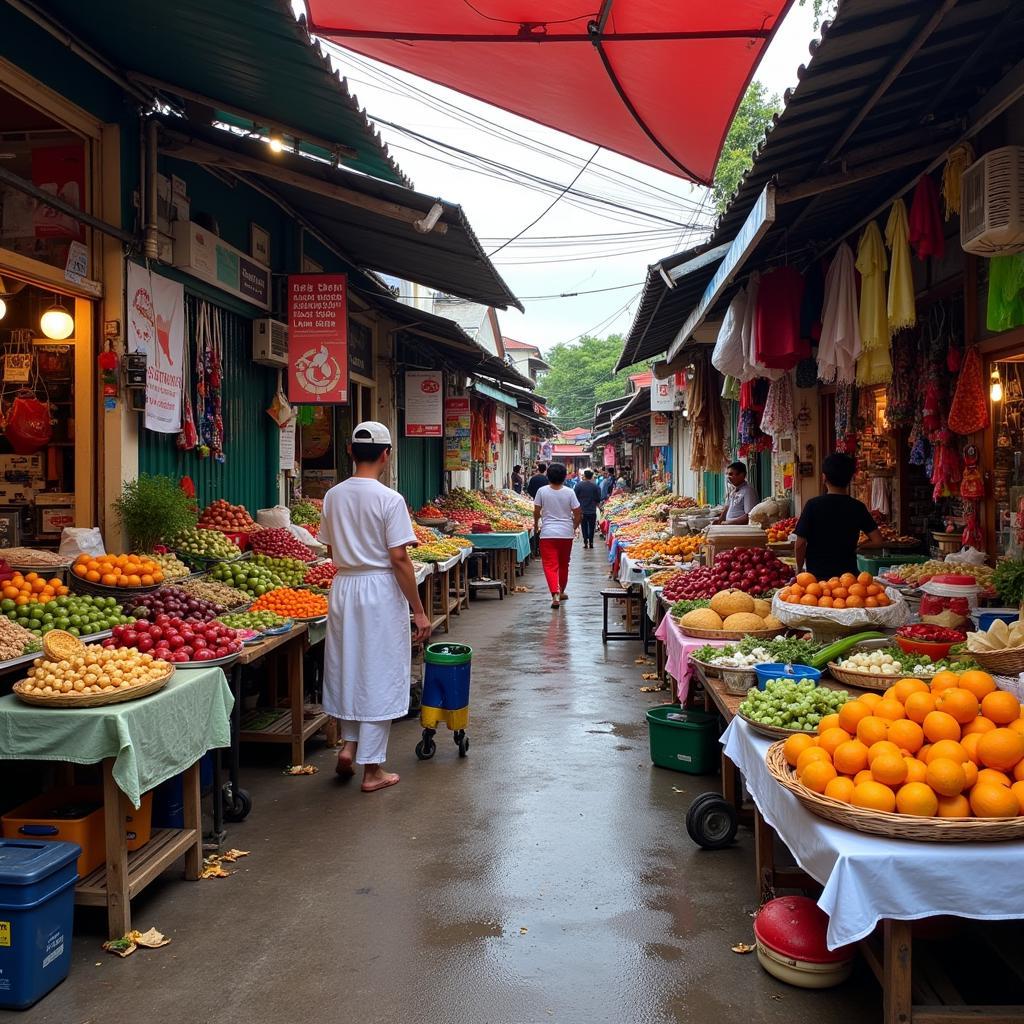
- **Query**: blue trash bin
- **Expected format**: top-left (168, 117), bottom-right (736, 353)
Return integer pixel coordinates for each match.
top-left (417, 643), bottom-right (472, 759)
top-left (0, 838), bottom-right (80, 1009)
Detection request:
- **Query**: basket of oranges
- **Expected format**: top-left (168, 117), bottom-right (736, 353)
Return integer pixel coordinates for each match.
top-left (70, 553), bottom-right (165, 602)
top-left (766, 671), bottom-right (1024, 841)
top-left (772, 571), bottom-right (908, 641)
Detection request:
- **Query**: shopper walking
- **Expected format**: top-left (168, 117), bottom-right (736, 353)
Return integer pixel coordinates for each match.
top-left (526, 462), bottom-right (549, 499)
top-left (575, 469), bottom-right (602, 549)
top-left (511, 464), bottom-right (524, 494)
top-left (319, 422), bottom-right (432, 793)
top-left (533, 462), bottom-right (581, 609)
top-left (600, 468), bottom-right (615, 502)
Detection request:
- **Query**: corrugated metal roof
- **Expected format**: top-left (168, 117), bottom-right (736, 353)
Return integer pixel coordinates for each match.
top-left (159, 120), bottom-right (522, 311)
top-left (612, 385), bottom-right (651, 427)
top-left (617, 0), bottom-right (1024, 369)
top-left (42, 0), bottom-right (408, 185)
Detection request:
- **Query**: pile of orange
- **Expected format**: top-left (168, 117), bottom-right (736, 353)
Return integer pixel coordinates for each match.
top-left (628, 535), bottom-right (702, 560)
top-left (71, 553), bottom-right (164, 588)
top-left (250, 587), bottom-right (328, 619)
top-left (779, 570), bottom-right (892, 609)
top-left (783, 670), bottom-right (1024, 818)
top-left (0, 572), bottom-right (69, 605)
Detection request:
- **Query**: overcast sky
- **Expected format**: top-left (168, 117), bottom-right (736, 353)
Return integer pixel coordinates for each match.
top-left (308, 4), bottom-right (818, 355)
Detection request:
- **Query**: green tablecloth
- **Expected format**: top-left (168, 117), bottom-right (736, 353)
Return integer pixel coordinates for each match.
top-left (0, 667), bottom-right (233, 808)
top-left (458, 530), bottom-right (531, 562)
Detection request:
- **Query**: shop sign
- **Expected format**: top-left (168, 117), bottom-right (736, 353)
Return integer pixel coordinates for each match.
top-left (603, 444), bottom-right (616, 469)
top-left (651, 412), bottom-right (670, 447)
top-left (444, 396), bottom-right (471, 470)
top-left (126, 263), bottom-right (185, 433)
top-left (3, 354), bottom-right (31, 383)
top-left (651, 375), bottom-right (675, 411)
top-left (173, 221), bottom-right (270, 310)
top-left (348, 319), bottom-right (373, 380)
top-left (287, 274), bottom-right (348, 404)
top-left (405, 371), bottom-right (443, 436)
top-left (495, 407), bottom-right (505, 432)
top-left (278, 419), bottom-right (297, 473)
top-left (31, 144), bottom-right (86, 240)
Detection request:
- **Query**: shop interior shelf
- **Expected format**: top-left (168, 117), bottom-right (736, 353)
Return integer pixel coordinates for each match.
top-left (75, 827), bottom-right (199, 906)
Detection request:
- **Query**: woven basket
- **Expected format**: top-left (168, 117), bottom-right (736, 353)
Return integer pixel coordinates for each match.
top-left (42, 630), bottom-right (86, 662)
top-left (688, 657), bottom-right (722, 680)
top-left (737, 711), bottom-right (814, 741)
top-left (415, 516), bottom-right (448, 527)
top-left (721, 666), bottom-right (757, 695)
top-left (680, 625), bottom-right (786, 641)
top-left (825, 662), bottom-right (905, 692)
top-left (12, 666), bottom-right (174, 708)
top-left (69, 574), bottom-right (160, 604)
top-left (969, 645), bottom-right (1024, 676)
top-left (765, 741), bottom-right (1024, 842)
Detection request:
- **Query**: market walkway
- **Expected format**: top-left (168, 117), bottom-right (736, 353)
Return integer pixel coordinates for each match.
top-left (26, 548), bottom-right (881, 1024)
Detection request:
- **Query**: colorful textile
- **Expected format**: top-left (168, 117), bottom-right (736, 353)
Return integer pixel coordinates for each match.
top-left (947, 347), bottom-right (990, 435)
top-left (987, 253), bottom-right (1024, 333)
top-left (712, 287), bottom-right (750, 380)
top-left (760, 373), bottom-right (796, 444)
top-left (941, 142), bottom-right (974, 219)
top-left (885, 199), bottom-right (917, 331)
top-left (818, 243), bottom-right (861, 384)
top-left (755, 265), bottom-right (808, 371)
top-left (855, 221), bottom-right (889, 385)
top-left (908, 175), bottom-right (945, 260)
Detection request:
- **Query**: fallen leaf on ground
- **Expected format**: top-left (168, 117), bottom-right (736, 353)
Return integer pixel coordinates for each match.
top-left (635, 658), bottom-right (653, 665)
top-left (101, 936), bottom-right (136, 958)
top-left (519, 927), bottom-right (528, 935)
top-left (201, 862), bottom-right (232, 879)
top-left (220, 848), bottom-right (250, 863)
top-left (283, 764), bottom-right (318, 775)
top-left (639, 685), bottom-right (660, 692)
top-left (731, 942), bottom-right (756, 954)
top-left (134, 928), bottom-right (170, 949)
top-left (514, 586), bottom-right (532, 593)
top-left (641, 672), bottom-right (659, 680)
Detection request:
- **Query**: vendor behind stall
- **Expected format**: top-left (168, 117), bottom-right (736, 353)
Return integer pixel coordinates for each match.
top-left (794, 453), bottom-right (884, 579)
top-left (716, 462), bottom-right (759, 525)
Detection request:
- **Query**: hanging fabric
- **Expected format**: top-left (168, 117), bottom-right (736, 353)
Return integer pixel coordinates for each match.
top-left (835, 383), bottom-right (856, 454)
top-left (884, 199), bottom-right (916, 331)
top-left (987, 253), bottom-right (1024, 333)
top-left (817, 243), bottom-right (861, 384)
top-left (795, 357), bottom-right (818, 389)
top-left (195, 302), bottom-right (225, 462)
top-left (755, 265), bottom-right (808, 371)
top-left (947, 347), bottom-right (990, 435)
top-left (711, 287), bottom-right (749, 380)
top-left (855, 222), bottom-right (889, 390)
top-left (740, 271), bottom-right (762, 383)
top-left (887, 325), bottom-right (918, 430)
top-left (176, 312), bottom-right (198, 451)
top-left (941, 142), bottom-right (975, 220)
top-left (908, 175), bottom-right (945, 261)
top-left (688, 350), bottom-right (726, 471)
top-left (760, 374), bottom-right (796, 445)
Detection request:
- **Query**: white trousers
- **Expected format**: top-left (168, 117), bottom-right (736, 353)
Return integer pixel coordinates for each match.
top-left (340, 719), bottom-right (392, 765)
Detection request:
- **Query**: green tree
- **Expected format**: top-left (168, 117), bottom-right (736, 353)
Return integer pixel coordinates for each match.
top-left (540, 333), bottom-right (634, 429)
top-left (800, 0), bottom-right (838, 28)
top-left (713, 81), bottom-right (781, 213)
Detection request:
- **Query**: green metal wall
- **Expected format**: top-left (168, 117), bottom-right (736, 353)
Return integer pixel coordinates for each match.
top-left (138, 293), bottom-right (279, 511)
top-left (398, 434), bottom-right (443, 511)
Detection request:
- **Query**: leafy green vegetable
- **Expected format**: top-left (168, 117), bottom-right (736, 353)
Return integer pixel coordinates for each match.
top-left (670, 599), bottom-right (711, 617)
top-left (993, 559), bottom-right (1024, 606)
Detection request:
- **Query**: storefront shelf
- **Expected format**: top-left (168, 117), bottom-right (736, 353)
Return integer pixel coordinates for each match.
top-left (239, 707), bottom-right (330, 745)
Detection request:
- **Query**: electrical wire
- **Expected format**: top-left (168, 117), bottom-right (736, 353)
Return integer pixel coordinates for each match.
top-left (389, 280), bottom-right (644, 300)
top-left (488, 146), bottom-right (600, 256)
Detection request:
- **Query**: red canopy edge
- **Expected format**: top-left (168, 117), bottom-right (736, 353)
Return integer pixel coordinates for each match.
top-left (306, 1), bottom-right (795, 185)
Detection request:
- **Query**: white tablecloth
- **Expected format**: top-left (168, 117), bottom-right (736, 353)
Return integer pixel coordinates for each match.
top-left (721, 717), bottom-right (1024, 950)
top-left (642, 579), bottom-right (663, 621)
top-left (414, 562), bottom-right (432, 585)
top-left (617, 552), bottom-right (647, 587)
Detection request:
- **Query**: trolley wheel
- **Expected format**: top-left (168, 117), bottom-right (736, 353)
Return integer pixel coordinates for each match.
top-left (222, 784), bottom-right (252, 823)
top-left (416, 729), bottom-right (437, 760)
top-left (457, 735), bottom-right (469, 758)
top-left (686, 795), bottom-right (738, 850)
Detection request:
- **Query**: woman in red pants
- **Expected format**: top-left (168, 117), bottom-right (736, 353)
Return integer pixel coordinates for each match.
top-left (533, 462), bottom-right (581, 609)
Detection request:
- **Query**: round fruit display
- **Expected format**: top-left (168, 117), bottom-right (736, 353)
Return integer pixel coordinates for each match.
top-left (660, 548), bottom-right (793, 601)
top-left (103, 615), bottom-right (243, 663)
top-left (127, 587), bottom-right (226, 622)
top-left (18, 647), bottom-right (171, 698)
top-left (197, 499), bottom-right (259, 533)
top-left (211, 555), bottom-right (306, 596)
top-left (249, 528), bottom-right (317, 562)
top-left (172, 527), bottom-right (244, 563)
top-left (216, 610), bottom-right (288, 632)
top-left (775, 670), bottom-right (1024, 822)
top-left (0, 572), bottom-right (69, 604)
top-left (249, 587), bottom-right (328, 619)
top-left (779, 571), bottom-right (892, 610)
top-left (72, 553), bottom-right (164, 588)
top-left (303, 562), bottom-right (338, 588)
top-left (2, 593), bottom-right (132, 637)
top-left (740, 679), bottom-right (850, 732)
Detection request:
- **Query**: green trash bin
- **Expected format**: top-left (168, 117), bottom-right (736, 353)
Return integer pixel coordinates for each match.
top-left (856, 553), bottom-right (927, 576)
top-left (646, 705), bottom-right (720, 774)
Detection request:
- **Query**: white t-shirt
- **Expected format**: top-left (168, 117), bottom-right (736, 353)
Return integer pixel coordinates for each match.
top-left (725, 481), bottom-right (759, 523)
top-left (534, 484), bottom-right (580, 540)
top-left (318, 478), bottom-right (417, 571)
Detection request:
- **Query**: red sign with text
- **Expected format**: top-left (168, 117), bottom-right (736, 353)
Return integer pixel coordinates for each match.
top-left (287, 274), bottom-right (348, 404)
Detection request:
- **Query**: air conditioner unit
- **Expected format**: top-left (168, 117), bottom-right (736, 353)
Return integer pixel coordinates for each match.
top-left (961, 146), bottom-right (1024, 256)
top-left (253, 318), bottom-right (288, 367)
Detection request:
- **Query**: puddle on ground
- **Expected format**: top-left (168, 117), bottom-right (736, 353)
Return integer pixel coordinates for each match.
top-left (423, 918), bottom-right (504, 947)
top-left (590, 720), bottom-right (646, 739)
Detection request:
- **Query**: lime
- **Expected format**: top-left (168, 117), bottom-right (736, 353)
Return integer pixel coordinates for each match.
top-left (67, 627), bottom-right (80, 636)
top-left (0, 599), bottom-right (14, 612)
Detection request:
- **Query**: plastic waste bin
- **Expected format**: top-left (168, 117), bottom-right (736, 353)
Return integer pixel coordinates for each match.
top-left (416, 642), bottom-right (472, 759)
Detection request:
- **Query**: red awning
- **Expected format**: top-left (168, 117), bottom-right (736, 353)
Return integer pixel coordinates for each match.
top-left (306, 1), bottom-right (794, 184)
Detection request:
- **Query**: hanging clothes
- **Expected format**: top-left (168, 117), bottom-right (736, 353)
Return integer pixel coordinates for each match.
top-left (835, 383), bottom-right (856, 454)
top-left (908, 175), bottom-right (945, 260)
top-left (738, 271), bottom-right (761, 383)
top-left (799, 258), bottom-right (826, 347)
top-left (947, 347), bottom-right (990, 435)
top-left (856, 222), bottom-right (888, 350)
top-left (688, 350), bottom-right (726, 471)
top-left (885, 199), bottom-right (916, 331)
top-left (817, 243), bottom-right (861, 384)
top-left (870, 477), bottom-right (891, 518)
top-left (941, 142), bottom-right (975, 220)
top-left (755, 265), bottom-right (808, 371)
top-left (711, 287), bottom-right (749, 380)
top-left (760, 374), bottom-right (796, 444)
top-left (987, 253), bottom-right (1024, 333)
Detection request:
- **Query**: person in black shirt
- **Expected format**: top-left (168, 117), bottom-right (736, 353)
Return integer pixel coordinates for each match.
top-left (526, 463), bottom-right (549, 499)
top-left (574, 469), bottom-right (603, 548)
top-left (511, 464), bottom-right (524, 494)
top-left (794, 453), bottom-right (884, 580)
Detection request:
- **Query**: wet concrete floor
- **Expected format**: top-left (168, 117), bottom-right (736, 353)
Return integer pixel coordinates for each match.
top-left (22, 543), bottom-right (881, 1024)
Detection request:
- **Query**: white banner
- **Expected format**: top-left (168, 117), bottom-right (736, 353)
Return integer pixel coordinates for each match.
top-left (651, 412), bottom-right (670, 447)
top-left (127, 263), bottom-right (185, 433)
top-left (404, 371), bottom-right (443, 437)
top-left (651, 375), bottom-right (676, 411)
top-left (279, 419), bottom-right (296, 473)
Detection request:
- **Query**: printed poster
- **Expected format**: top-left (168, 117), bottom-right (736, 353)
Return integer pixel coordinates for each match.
top-left (405, 371), bottom-right (443, 436)
top-left (651, 412), bottom-right (670, 447)
top-left (287, 274), bottom-right (348, 404)
top-left (651, 376), bottom-right (675, 411)
top-left (444, 396), bottom-right (471, 470)
top-left (126, 262), bottom-right (185, 433)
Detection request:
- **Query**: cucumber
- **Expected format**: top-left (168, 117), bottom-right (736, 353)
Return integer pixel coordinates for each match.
top-left (808, 631), bottom-right (888, 670)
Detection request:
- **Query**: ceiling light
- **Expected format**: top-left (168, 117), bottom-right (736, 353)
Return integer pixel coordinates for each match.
top-left (268, 135), bottom-right (284, 154)
top-left (0, 298), bottom-right (6, 320)
top-left (40, 297), bottom-right (74, 340)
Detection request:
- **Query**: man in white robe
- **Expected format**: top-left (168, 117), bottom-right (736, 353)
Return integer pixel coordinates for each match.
top-left (319, 422), bottom-right (432, 792)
